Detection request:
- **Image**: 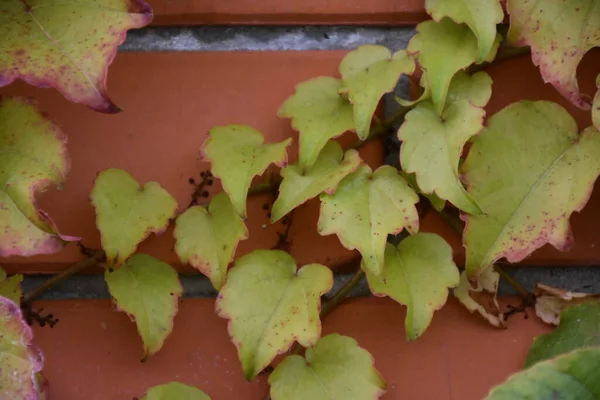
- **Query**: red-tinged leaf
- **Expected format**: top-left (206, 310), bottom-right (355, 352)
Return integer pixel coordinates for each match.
top-left (0, 96), bottom-right (77, 257)
top-left (534, 283), bottom-right (600, 326)
top-left (507, 0), bottom-right (600, 109)
top-left (462, 101), bottom-right (600, 276)
top-left (0, 0), bottom-right (153, 113)
top-left (0, 297), bottom-right (45, 400)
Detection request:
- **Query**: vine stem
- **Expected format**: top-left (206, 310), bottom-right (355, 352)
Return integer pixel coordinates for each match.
top-left (22, 250), bottom-right (105, 304)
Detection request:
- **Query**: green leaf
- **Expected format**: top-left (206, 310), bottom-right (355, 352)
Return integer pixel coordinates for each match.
top-left (0, 1), bottom-right (152, 112)
top-left (216, 250), bottom-right (333, 380)
top-left (271, 141), bottom-right (362, 222)
top-left (339, 45), bottom-right (415, 139)
top-left (202, 125), bottom-right (292, 218)
top-left (454, 267), bottom-right (505, 328)
top-left (485, 347), bottom-right (600, 399)
top-left (408, 18), bottom-right (498, 114)
top-left (91, 168), bottom-right (178, 266)
top-left (141, 382), bottom-right (211, 400)
top-left (0, 268), bottom-right (22, 305)
top-left (526, 303), bottom-right (600, 368)
top-left (463, 101), bottom-right (600, 277)
top-left (366, 233), bottom-right (459, 340)
top-left (425, 0), bottom-right (504, 63)
top-left (105, 254), bottom-right (182, 360)
top-left (0, 297), bottom-right (44, 399)
top-left (593, 75), bottom-right (600, 130)
top-left (174, 192), bottom-right (248, 290)
top-left (396, 72), bottom-right (432, 107)
top-left (318, 165), bottom-right (419, 280)
top-left (0, 96), bottom-right (75, 257)
top-left (278, 77), bottom-right (355, 169)
top-left (507, 0), bottom-right (600, 109)
top-left (269, 333), bottom-right (386, 400)
top-left (398, 72), bottom-right (491, 213)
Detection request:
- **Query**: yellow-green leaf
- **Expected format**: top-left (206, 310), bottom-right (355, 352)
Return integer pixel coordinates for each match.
top-left (463, 101), bottom-right (600, 277)
top-left (398, 72), bottom-right (492, 213)
top-left (366, 233), bottom-right (459, 340)
top-left (526, 302), bottom-right (600, 367)
top-left (318, 164), bottom-right (419, 280)
top-left (174, 192), bottom-right (248, 290)
top-left (0, 268), bottom-right (22, 305)
top-left (486, 347), bottom-right (600, 399)
top-left (141, 382), bottom-right (211, 400)
top-left (202, 125), bottom-right (291, 218)
top-left (339, 45), bottom-right (415, 139)
top-left (454, 267), bottom-right (505, 328)
top-left (91, 168), bottom-right (178, 266)
top-left (269, 334), bottom-right (386, 400)
top-left (271, 141), bottom-right (362, 222)
top-left (403, 171), bottom-right (446, 211)
top-left (507, 0), bottom-right (600, 109)
top-left (408, 18), bottom-right (498, 114)
top-left (278, 77), bottom-right (355, 169)
top-left (426, 0), bottom-right (504, 63)
top-left (446, 70), bottom-right (493, 107)
top-left (0, 1), bottom-right (152, 112)
top-left (105, 254), bottom-right (182, 360)
top-left (0, 297), bottom-right (44, 399)
top-left (216, 250), bottom-right (333, 380)
top-left (0, 96), bottom-right (75, 257)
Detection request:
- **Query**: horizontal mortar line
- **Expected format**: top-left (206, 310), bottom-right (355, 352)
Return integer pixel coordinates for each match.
top-left (120, 26), bottom-right (416, 52)
top-left (20, 266), bottom-right (600, 301)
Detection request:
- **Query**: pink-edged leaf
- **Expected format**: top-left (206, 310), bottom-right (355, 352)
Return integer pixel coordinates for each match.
top-left (0, 96), bottom-right (76, 257)
top-left (462, 101), bottom-right (600, 277)
top-left (0, 297), bottom-right (45, 400)
top-left (0, 0), bottom-right (153, 113)
top-left (507, 0), bottom-right (600, 109)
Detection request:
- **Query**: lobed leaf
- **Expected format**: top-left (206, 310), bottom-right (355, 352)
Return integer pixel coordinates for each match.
top-left (463, 101), bottom-right (600, 277)
top-left (366, 233), bottom-right (460, 340)
top-left (534, 283), bottom-right (600, 325)
top-left (91, 168), bottom-right (178, 266)
top-left (105, 254), bottom-right (182, 361)
top-left (0, 96), bottom-right (75, 257)
top-left (454, 267), bottom-right (505, 328)
top-left (0, 297), bottom-right (44, 400)
top-left (526, 302), bottom-right (600, 367)
top-left (0, 267), bottom-right (23, 305)
top-left (174, 192), bottom-right (248, 290)
top-left (485, 347), bottom-right (600, 399)
top-left (507, 0), bottom-right (600, 109)
top-left (269, 334), bottom-right (386, 400)
top-left (403, 171), bottom-right (446, 211)
top-left (0, 0), bottom-right (153, 112)
top-left (216, 250), bottom-right (333, 380)
top-left (398, 71), bottom-right (493, 214)
top-left (318, 164), bottom-right (419, 280)
top-left (141, 382), bottom-right (211, 400)
top-left (339, 45), bottom-right (415, 139)
top-left (278, 77), bottom-right (355, 169)
top-left (408, 18), bottom-right (499, 114)
top-left (271, 141), bottom-right (362, 222)
top-left (202, 125), bottom-right (291, 218)
top-left (425, 0), bottom-right (504, 63)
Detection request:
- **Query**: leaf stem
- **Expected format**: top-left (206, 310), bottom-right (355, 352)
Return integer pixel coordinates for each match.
top-left (320, 267), bottom-right (365, 319)
top-left (22, 250), bottom-right (105, 305)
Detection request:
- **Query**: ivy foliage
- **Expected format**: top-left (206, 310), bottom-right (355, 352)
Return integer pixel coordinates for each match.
top-left (3, 0), bottom-right (600, 398)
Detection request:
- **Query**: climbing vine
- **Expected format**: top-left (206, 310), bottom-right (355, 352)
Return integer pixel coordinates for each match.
top-left (1, 0), bottom-right (600, 398)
